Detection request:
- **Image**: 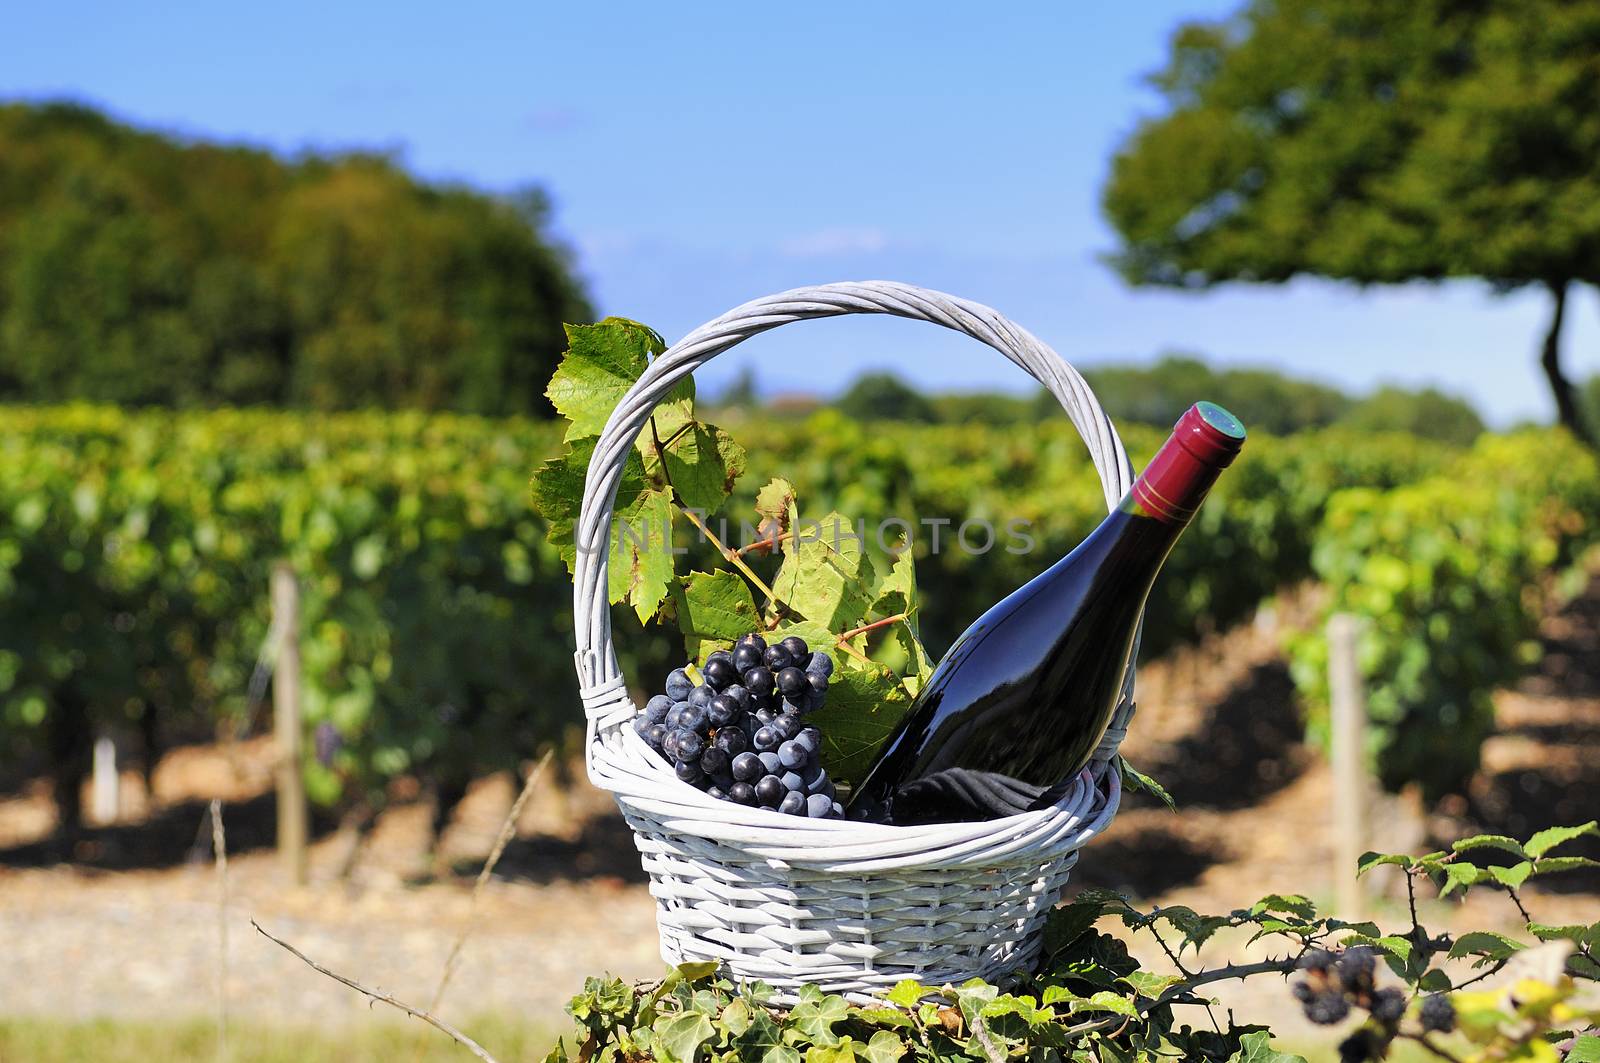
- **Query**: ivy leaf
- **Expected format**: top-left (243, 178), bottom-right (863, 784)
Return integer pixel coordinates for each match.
top-left (853, 1008), bottom-right (913, 1030)
top-left (1118, 757), bottom-right (1175, 812)
top-left (1523, 821), bottom-right (1598, 858)
top-left (885, 981), bottom-right (926, 1008)
top-left (804, 1042), bottom-right (857, 1063)
top-left (1119, 970), bottom-right (1184, 998)
top-left (789, 992), bottom-right (849, 1047)
top-left (721, 999), bottom-right (752, 1037)
top-left (1045, 898), bottom-right (1111, 957)
top-left (652, 1012), bottom-right (715, 1063)
top-left (805, 664), bottom-right (914, 787)
top-left (546, 318), bottom-right (665, 442)
top-left (1225, 1031), bottom-right (1308, 1063)
top-left (763, 1047), bottom-right (802, 1063)
top-left (773, 511), bottom-right (876, 630)
top-left (1072, 991), bottom-right (1137, 1017)
top-left (859, 1030), bottom-right (906, 1063)
top-left (673, 570), bottom-right (760, 661)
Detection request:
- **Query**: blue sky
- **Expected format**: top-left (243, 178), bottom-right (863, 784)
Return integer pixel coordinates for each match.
top-left (7, 1), bottom-right (1597, 425)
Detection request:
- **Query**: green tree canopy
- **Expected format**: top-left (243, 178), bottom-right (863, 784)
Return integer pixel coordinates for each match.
top-left (1103, 0), bottom-right (1600, 443)
top-left (836, 371), bottom-right (939, 422)
top-left (0, 101), bottom-right (592, 413)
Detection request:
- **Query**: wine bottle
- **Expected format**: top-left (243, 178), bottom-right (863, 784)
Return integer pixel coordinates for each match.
top-left (847, 401), bottom-right (1247, 825)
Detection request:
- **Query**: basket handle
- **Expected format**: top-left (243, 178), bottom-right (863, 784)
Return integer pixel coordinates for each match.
top-left (571, 281), bottom-right (1138, 751)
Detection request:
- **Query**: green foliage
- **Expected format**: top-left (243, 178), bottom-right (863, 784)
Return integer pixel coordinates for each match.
top-left (531, 322), bottom-right (934, 784)
top-left (545, 824), bottom-right (1600, 1063)
top-left (1289, 429), bottom-right (1600, 798)
top-left (1101, 0), bottom-right (1600, 439)
top-left (1338, 388), bottom-right (1486, 448)
top-left (1073, 355), bottom-right (1355, 438)
top-left (836, 373), bottom-right (940, 424)
top-left (0, 101), bottom-right (591, 413)
top-left (0, 405), bottom-right (580, 809)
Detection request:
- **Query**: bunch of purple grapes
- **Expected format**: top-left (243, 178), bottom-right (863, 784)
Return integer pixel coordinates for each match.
top-left (634, 632), bottom-right (843, 818)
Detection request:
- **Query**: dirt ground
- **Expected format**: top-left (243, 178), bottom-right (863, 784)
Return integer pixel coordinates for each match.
top-left (2, 579), bottom-right (1597, 1043)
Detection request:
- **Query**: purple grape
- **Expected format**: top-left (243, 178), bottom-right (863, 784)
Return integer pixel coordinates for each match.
top-left (805, 793), bottom-right (834, 818)
top-left (779, 635), bottom-right (809, 660)
top-left (758, 751), bottom-right (782, 774)
top-left (807, 671), bottom-right (828, 695)
top-left (777, 667), bottom-right (808, 698)
top-left (707, 695), bottom-right (739, 728)
top-left (688, 685), bottom-right (712, 707)
top-left (674, 760), bottom-right (703, 784)
top-left (780, 771), bottom-right (805, 792)
top-left (678, 704), bottom-right (708, 735)
top-left (675, 730), bottom-right (705, 761)
top-left (762, 645), bottom-right (793, 672)
top-left (778, 791), bottom-right (806, 816)
top-left (700, 746), bottom-right (731, 776)
top-left (753, 726), bottom-right (781, 752)
top-left (715, 728), bottom-right (749, 755)
top-left (646, 723), bottom-right (667, 750)
top-left (778, 741), bottom-right (807, 770)
top-left (664, 703), bottom-right (687, 729)
top-left (731, 752), bottom-right (763, 782)
top-left (314, 722), bottom-right (342, 766)
top-left (665, 669), bottom-right (692, 700)
top-left (704, 655), bottom-right (736, 689)
top-left (805, 652), bottom-right (833, 679)
top-left (722, 684), bottom-right (749, 709)
top-left (645, 694), bottom-right (673, 722)
top-left (754, 775), bottom-right (785, 806)
top-left (728, 782), bottom-right (757, 806)
top-left (733, 643), bottom-right (762, 672)
top-left (662, 730), bottom-right (681, 760)
top-left (736, 633), bottom-right (768, 652)
top-left (706, 786), bottom-right (726, 800)
top-left (744, 666), bottom-right (774, 696)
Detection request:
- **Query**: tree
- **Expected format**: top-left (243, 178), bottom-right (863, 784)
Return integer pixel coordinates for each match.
top-left (1337, 385), bottom-right (1484, 445)
top-left (836, 372), bottom-right (939, 422)
top-left (1103, 0), bottom-right (1600, 444)
top-left (0, 101), bottom-right (592, 413)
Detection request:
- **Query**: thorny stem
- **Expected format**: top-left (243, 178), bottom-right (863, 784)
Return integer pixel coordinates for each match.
top-left (1506, 886), bottom-right (1534, 925)
top-left (1404, 1032), bottom-right (1470, 1063)
top-left (1450, 958), bottom-right (1509, 991)
top-left (1137, 911), bottom-right (1197, 980)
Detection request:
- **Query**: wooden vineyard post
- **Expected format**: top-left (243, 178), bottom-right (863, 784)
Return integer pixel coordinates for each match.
top-left (1328, 612), bottom-right (1368, 918)
top-left (272, 563), bottom-right (308, 886)
top-left (91, 735), bottom-right (119, 824)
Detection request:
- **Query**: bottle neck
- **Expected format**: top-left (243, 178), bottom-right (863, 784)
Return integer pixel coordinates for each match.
top-left (1120, 403), bottom-right (1245, 526)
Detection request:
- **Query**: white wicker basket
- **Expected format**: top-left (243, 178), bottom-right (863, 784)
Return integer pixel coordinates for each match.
top-left (571, 281), bottom-right (1137, 1002)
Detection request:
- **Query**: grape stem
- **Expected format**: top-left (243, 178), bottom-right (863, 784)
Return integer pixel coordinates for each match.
top-left (834, 613), bottom-right (909, 643)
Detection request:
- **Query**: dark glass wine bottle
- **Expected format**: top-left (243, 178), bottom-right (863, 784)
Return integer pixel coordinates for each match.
top-left (847, 401), bottom-right (1247, 825)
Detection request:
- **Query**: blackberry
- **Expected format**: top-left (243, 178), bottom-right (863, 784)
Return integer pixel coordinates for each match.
top-left (1418, 994), bottom-right (1455, 1034)
top-left (1369, 987), bottom-right (1406, 1024)
top-left (1304, 991), bottom-right (1351, 1026)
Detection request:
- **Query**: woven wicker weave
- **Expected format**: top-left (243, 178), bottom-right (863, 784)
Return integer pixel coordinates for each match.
top-left (571, 281), bottom-right (1137, 1002)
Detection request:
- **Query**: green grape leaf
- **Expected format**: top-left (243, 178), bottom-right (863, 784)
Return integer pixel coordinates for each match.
top-left (673, 570), bottom-right (761, 661)
top-left (806, 664), bottom-right (914, 787)
top-left (646, 420), bottom-right (747, 514)
top-left (546, 318), bottom-right (666, 442)
top-left (754, 478), bottom-right (797, 552)
top-left (1524, 821), bottom-right (1597, 858)
top-left (772, 511), bottom-right (877, 631)
top-left (535, 436), bottom-right (673, 625)
top-left (610, 484), bottom-right (675, 622)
